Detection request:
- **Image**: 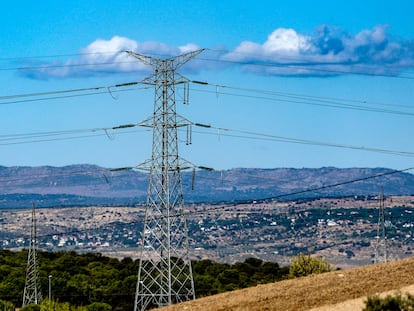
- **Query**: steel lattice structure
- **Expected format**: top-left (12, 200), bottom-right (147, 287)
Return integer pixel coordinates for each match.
top-left (374, 190), bottom-right (387, 264)
top-left (126, 49), bottom-right (204, 311)
top-left (22, 204), bottom-right (42, 307)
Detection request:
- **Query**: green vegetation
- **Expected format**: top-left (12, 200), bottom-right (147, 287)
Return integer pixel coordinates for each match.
top-left (288, 253), bottom-right (331, 278)
top-left (0, 249), bottom-right (289, 311)
top-left (20, 300), bottom-right (109, 311)
top-left (193, 257), bottom-right (289, 296)
top-left (0, 299), bottom-right (15, 311)
top-left (363, 293), bottom-right (414, 311)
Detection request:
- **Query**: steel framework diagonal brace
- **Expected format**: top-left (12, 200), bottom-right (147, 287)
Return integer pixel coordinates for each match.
top-left (125, 49), bottom-right (204, 311)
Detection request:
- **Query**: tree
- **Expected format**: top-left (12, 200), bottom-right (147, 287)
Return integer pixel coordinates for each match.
top-left (193, 274), bottom-right (217, 297)
top-left (289, 253), bottom-right (331, 278)
top-left (217, 268), bottom-right (241, 291)
top-left (0, 249), bottom-right (290, 311)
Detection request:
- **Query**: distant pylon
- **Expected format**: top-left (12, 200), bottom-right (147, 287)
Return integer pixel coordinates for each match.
top-left (22, 204), bottom-right (42, 307)
top-left (374, 190), bottom-right (387, 264)
top-left (125, 49), bottom-right (204, 311)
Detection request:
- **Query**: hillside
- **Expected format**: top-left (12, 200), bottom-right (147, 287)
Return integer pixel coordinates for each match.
top-left (0, 165), bottom-right (413, 207)
top-left (159, 257), bottom-right (414, 311)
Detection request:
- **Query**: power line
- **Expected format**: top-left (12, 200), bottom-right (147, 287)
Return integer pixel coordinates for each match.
top-left (2, 48), bottom-right (414, 80)
top-left (0, 129), bottom-right (145, 146)
top-left (9, 166), bottom-right (413, 243)
top-left (190, 82), bottom-right (414, 117)
top-left (244, 167), bottom-right (414, 203)
top-left (0, 123), bottom-right (149, 146)
top-left (0, 166), bottom-right (134, 186)
top-left (201, 49), bottom-right (414, 80)
top-left (0, 76), bottom-right (409, 118)
top-left (2, 77), bottom-right (409, 118)
top-left (0, 81), bottom-right (138, 100)
top-left (1, 114), bottom-right (412, 158)
top-left (0, 51), bottom-right (121, 62)
top-left (0, 60), bottom-right (139, 72)
top-left (0, 84), bottom-right (150, 106)
top-left (190, 125), bottom-right (414, 158)
top-left (176, 166), bottom-right (414, 217)
top-left (1, 59), bottom-right (412, 116)
top-left (192, 80), bottom-right (414, 111)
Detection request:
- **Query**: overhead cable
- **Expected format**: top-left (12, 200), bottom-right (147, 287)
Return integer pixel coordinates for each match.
top-left (191, 124), bottom-right (414, 157)
top-left (11, 166), bottom-right (413, 241)
top-left (1, 49), bottom-right (414, 80)
top-left (191, 82), bottom-right (414, 117)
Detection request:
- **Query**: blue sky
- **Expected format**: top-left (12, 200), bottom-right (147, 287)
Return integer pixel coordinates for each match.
top-left (1, 0), bottom-right (414, 170)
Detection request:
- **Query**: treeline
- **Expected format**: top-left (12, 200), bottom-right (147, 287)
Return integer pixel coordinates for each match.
top-left (0, 250), bottom-right (289, 311)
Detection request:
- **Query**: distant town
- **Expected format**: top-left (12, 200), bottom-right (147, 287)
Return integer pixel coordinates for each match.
top-left (1, 195), bottom-right (413, 268)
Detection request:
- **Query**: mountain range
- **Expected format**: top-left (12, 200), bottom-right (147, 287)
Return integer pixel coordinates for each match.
top-left (0, 164), bottom-right (413, 208)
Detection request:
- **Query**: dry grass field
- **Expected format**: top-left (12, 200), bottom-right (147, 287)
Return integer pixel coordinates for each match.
top-left (158, 256), bottom-right (414, 311)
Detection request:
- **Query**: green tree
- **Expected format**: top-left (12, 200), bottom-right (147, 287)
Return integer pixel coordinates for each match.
top-left (0, 248), bottom-right (290, 311)
top-left (193, 274), bottom-right (217, 297)
top-left (289, 253), bottom-right (331, 278)
top-left (217, 268), bottom-right (242, 291)
top-left (244, 257), bottom-right (263, 268)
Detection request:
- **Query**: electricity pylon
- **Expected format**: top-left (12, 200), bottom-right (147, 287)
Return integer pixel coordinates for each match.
top-left (374, 190), bottom-right (387, 264)
top-left (125, 49), bottom-right (204, 311)
top-left (22, 204), bottom-right (42, 307)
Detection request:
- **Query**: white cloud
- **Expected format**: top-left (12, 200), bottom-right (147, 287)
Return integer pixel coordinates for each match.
top-left (223, 25), bottom-right (414, 76)
top-left (20, 36), bottom-right (203, 79)
top-left (263, 28), bottom-right (312, 54)
top-left (179, 43), bottom-right (201, 54)
top-left (82, 36), bottom-right (138, 55)
top-left (20, 25), bottom-right (414, 79)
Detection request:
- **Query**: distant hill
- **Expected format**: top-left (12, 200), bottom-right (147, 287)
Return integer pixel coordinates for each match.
top-left (0, 165), bottom-right (413, 207)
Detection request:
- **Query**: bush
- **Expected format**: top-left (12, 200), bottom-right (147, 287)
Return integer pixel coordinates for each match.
top-left (363, 293), bottom-right (414, 311)
top-left (86, 302), bottom-right (112, 311)
top-left (21, 304), bottom-right (41, 311)
top-left (289, 253), bottom-right (331, 278)
top-left (0, 300), bottom-right (15, 311)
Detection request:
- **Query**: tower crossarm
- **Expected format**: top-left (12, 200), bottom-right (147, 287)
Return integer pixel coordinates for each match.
top-left (124, 49), bottom-right (205, 71)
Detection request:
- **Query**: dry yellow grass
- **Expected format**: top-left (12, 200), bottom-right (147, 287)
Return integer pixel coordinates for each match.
top-left (158, 256), bottom-right (414, 311)
top-left (310, 284), bottom-right (414, 311)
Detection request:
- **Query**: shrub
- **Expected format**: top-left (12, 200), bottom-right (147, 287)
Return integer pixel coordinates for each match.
top-left (363, 293), bottom-right (414, 311)
top-left (288, 253), bottom-right (331, 278)
top-left (0, 300), bottom-right (14, 311)
top-left (86, 302), bottom-right (112, 311)
top-left (21, 304), bottom-right (41, 311)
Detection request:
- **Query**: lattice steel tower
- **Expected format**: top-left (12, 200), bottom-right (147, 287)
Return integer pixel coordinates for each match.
top-left (125, 49), bottom-right (204, 311)
top-left (374, 190), bottom-right (387, 264)
top-left (22, 204), bottom-right (42, 307)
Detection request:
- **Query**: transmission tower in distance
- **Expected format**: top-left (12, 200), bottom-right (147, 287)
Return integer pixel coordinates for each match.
top-left (22, 204), bottom-right (42, 307)
top-left (374, 190), bottom-right (387, 264)
top-left (125, 49), bottom-right (204, 311)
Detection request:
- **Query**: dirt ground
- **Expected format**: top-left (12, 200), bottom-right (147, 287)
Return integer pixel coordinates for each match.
top-left (158, 256), bottom-right (414, 311)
